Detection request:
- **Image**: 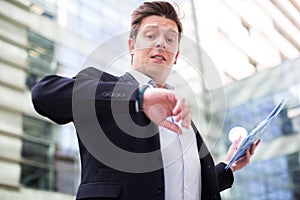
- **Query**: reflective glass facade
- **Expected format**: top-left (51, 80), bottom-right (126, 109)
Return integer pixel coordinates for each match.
top-left (212, 60), bottom-right (300, 200)
top-left (223, 95), bottom-right (300, 199)
top-left (0, 0), bottom-right (300, 199)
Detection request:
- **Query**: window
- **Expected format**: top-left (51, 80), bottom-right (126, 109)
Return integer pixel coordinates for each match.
top-left (217, 84), bottom-right (300, 199)
top-left (21, 115), bottom-right (55, 191)
top-left (29, 0), bottom-right (57, 20)
top-left (21, 115), bottom-right (79, 194)
top-left (26, 30), bottom-right (57, 88)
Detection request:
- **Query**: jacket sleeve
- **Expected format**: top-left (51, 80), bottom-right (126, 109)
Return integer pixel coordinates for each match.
top-left (215, 162), bottom-right (234, 191)
top-left (31, 75), bottom-right (74, 124)
top-left (31, 67), bottom-right (139, 125)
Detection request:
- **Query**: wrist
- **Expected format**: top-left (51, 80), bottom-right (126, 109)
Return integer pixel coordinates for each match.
top-left (137, 84), bottom-right (150, 112)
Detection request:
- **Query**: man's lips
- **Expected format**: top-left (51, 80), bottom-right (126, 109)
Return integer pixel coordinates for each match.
top-left (150, 54), bottom-right (166, 61)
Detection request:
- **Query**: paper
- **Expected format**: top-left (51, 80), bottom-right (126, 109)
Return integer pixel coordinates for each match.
top-left (225, 99), bottom-right (287, 170)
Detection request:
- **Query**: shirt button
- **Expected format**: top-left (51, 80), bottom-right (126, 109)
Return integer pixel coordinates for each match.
top-left (157, 185), bottom-right (163, 194)
top-left (184, 185), bottom-right (188, 190)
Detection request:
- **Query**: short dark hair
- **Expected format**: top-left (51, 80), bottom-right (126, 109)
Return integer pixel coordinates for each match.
top-left (130, 1), bottom-right (183, 41)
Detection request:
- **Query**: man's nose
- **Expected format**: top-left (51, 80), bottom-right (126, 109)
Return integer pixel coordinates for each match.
top-left (155, 37), bottom-right (166, 49)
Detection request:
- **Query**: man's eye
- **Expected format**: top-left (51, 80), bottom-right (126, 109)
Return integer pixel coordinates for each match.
top-left (167, 37), bottom-right (175, 44)
top-left (146, 34), bottom-right (155, 39)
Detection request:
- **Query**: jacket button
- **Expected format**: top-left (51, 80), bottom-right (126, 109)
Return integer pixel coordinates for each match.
top-left (157, 185), bottom-right (164, 194)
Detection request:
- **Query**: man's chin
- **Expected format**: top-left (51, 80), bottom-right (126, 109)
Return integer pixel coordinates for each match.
top-left (147, 63), bottom-right (172, 70)
top-left (146, 66), bottom-right (172, 83)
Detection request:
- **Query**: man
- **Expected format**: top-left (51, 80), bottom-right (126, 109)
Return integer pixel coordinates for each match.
top-left (31, 1), bottom-right (259, 199)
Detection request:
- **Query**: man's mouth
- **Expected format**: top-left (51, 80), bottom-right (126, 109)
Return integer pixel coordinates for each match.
top-left (151, 55), bottom-right (166, 61)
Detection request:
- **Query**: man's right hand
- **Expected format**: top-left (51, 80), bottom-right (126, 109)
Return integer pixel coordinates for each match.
top-left (142, 88), bottom-right (191, 134)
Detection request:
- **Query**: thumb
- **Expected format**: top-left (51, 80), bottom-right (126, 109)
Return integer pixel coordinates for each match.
top-left (231, 135), bottom-right (243, 150)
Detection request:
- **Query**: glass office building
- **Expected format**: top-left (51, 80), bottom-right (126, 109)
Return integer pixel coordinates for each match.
top-left (210, 59), bottom-right (300, 199)
top-left (0, 0), bottom-right (299, 199)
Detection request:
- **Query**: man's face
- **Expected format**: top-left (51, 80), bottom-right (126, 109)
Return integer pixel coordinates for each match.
top-left (129, 15), bottom-right (180, 84)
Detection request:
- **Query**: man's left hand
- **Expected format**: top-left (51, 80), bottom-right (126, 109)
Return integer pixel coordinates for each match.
top-left (224, 136), bottom-right (261, 172)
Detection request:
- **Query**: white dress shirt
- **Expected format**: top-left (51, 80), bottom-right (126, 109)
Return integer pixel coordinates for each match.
top-left (129, 69), bottom-right (201, 200)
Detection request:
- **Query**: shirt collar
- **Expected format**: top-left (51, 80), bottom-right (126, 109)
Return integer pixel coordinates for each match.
top-left (128, 69), bottom-right (175, 90)
top-left (129, 69), bottom-right (152, 85)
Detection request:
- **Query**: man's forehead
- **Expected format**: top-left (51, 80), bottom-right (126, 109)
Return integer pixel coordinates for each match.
top-left (139, 15), bottom-right (179, 32)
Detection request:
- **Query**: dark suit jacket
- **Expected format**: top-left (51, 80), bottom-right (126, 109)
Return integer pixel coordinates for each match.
top-left (31, 67), bottom-right (234, 200)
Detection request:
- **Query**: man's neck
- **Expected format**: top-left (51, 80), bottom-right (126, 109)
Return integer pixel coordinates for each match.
top-left (156, 83), bottom-right (165, 88)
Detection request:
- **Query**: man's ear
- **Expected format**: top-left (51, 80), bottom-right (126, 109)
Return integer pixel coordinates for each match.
top-left (128, 38), bottom-right (135, 55)
top-left (174, 50), bottom-right (179, 65)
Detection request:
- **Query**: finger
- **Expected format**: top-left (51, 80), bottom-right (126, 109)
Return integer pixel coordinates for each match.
top-left (230, 135), bottom-right (243, 150)
top-left (246, 148), bottom-right (251, 157)
top-left (173, 113), bottom-right (191, 129)
top-left (250, 145), bottom-right (255, 155)
top-left (161, 120), bottom-right (182, 135)
top-left (236, 150), bottom-right (249, 165)
top-left (236, 135), bottom-right (244, 147)
top-left (175, 107), bottom-right (191, 129)
top-left (181, 112), bottom-right (191, 129)
top-left (172, 98), bottom-right (182, 117)
top-left (255, 139), bottom-right (261, 146)
top-left (180, 101), bottom-right (191, 127)
top-left (245, 149), bottom-right (251, 163)
top-left (251, 139), bottom-right (261, 150)
top-left (250, 139), bottom-right (261, 155)
top-left (173, 99), bottom-right (191, 128)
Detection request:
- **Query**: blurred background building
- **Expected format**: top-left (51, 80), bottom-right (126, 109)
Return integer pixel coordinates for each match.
top-left (0, 0), bottom-right (299, 199)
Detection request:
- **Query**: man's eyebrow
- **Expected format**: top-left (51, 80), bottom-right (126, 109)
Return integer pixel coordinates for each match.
top-left (142, 25), bottom-right (178, 33)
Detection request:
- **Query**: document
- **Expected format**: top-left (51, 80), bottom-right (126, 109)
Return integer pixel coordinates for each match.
top-left (225, 99), bottom-right (287, 170)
